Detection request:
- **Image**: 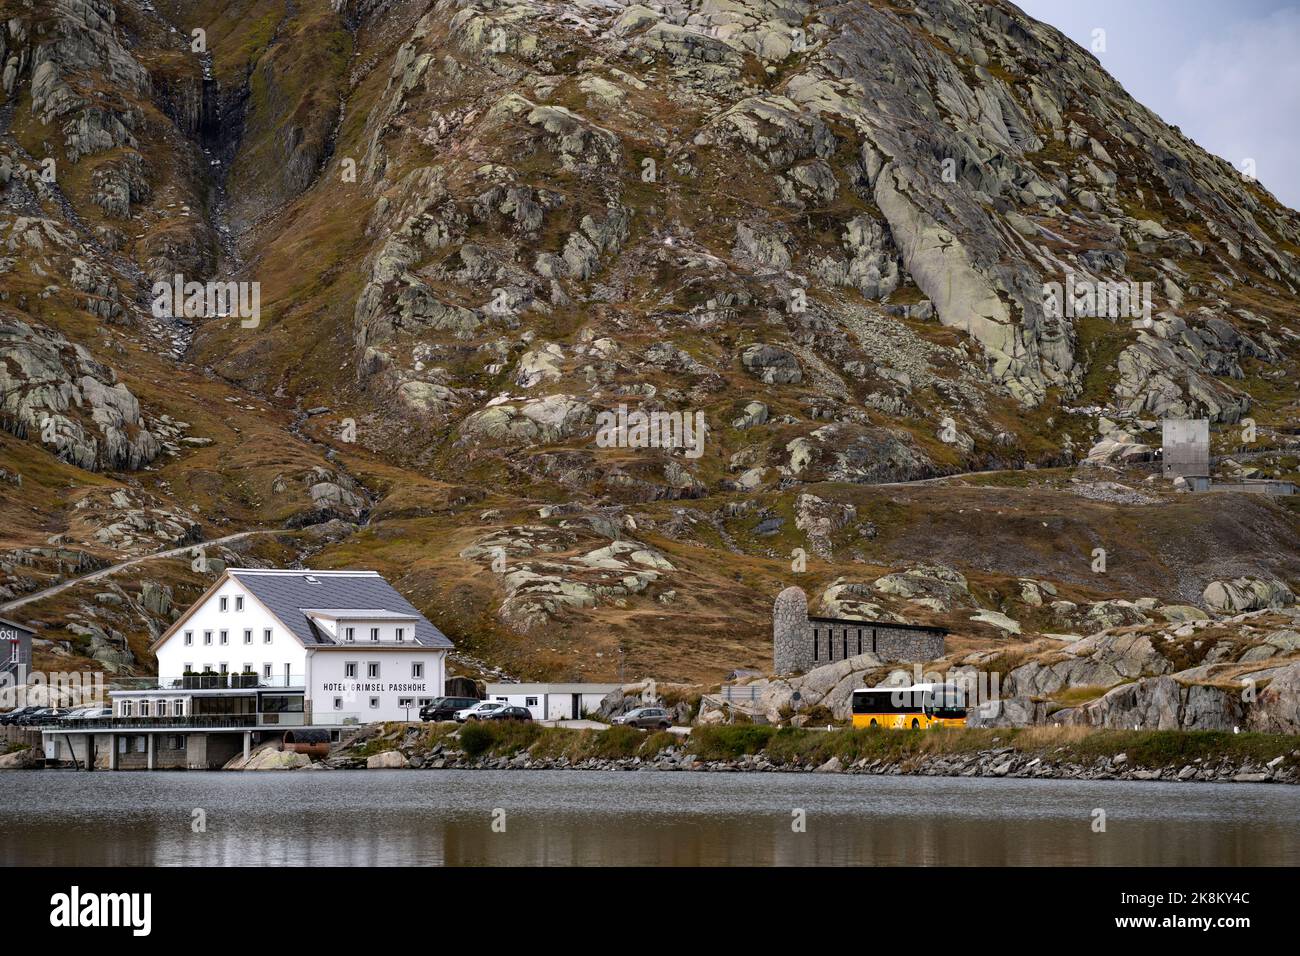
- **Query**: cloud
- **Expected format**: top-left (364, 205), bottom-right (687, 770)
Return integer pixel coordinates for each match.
top-left (1170, 8), bottom-right (1300, 208)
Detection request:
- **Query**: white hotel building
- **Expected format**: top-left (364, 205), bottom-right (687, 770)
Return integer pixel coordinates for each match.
top-left (45, 568), bottom-right (454, 769)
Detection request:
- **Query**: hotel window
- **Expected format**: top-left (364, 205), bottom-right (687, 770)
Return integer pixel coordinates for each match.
top-left (183, 663), bottom-right (192, 674)
top-left (345, 627), bottom-right (355, 643)
top-left (219, 662), bottom-right (228, 675)
top-left (219, 630), bottom-right (228, 645)
top-left (334, 697), bottom-right (343, 710)
top-left (263, 663), bottom-right (272, 679)
top-left (264, 628), bottom-right (272, 644)
top-left (220, 596), bottom-right (228, 612)
top-left (235, 596), bottom-right (244, 612)
top-left (121, 700), bottom-right (133, 717)
top-left (203, 631), bottom-right (212, 646)
top-left (525, 696), bottom-right (539, 707)
top-left (395, 627), bottom-right (405, 643)
top-left (411, 662), bottom-right (423, 679)
top-left (398, 698), bottom-right (414, 708)
top-left (184, 631), bottom-right (193, 646)
top-left (243, 629), bottom-right (252, 644)
top-left (242, 663), bottom-right (252, 674)
top-left (370, 627), bottom-right (379, 642)
top-left (344, 662), bottom-right (357, 678)
top-left (140, 700), bottom-right (150, 717)
top-left (173, 700), bottom-right (185, 717)
top-left (418, 698), bottom-right (433, 707)
top-left (367, 662), bottom-right (380, 679)
top-left (369, 697), bottom-right (380, 709)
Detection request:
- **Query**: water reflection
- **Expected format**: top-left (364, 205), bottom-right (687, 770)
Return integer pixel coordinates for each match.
top-left (2, 769), bottom-right (1296, 866)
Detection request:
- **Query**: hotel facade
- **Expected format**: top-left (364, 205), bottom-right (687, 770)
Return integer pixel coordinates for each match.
top-left (44, 568), bottom-right (453, 769)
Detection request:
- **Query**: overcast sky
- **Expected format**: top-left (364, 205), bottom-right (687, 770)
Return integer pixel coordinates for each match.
top-left (1016, 0), bottom-right (1300, 211)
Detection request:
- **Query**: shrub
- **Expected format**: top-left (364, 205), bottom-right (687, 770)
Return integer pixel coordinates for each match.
top-left (458, 721), bottom-right (494, 757)
top-left (688, 724), bottom-right (777, 760)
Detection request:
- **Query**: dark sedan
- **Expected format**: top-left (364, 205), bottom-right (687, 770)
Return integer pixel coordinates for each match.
top-left (479, 706), bottom-right (533, 722)
top-left (419, 696), bottom-right (481, 722)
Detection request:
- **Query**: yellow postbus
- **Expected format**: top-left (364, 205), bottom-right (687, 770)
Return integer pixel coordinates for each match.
top-left (851, 683), bottom-right (968, 729)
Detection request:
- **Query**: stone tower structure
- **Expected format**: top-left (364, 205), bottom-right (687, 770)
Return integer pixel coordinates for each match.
top-left (773, 586), bottom-right (809, 676)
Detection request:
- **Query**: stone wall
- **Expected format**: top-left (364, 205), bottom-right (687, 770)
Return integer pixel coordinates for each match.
top-left (773, 586), bottom-right (944, 675)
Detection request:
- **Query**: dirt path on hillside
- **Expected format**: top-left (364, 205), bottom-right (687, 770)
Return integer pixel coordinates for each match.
top-left (0, 530), bottom-right (279, 615)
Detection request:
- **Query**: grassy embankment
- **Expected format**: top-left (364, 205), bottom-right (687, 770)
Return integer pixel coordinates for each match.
top-left (353, 721), bottom-right (1299, 770)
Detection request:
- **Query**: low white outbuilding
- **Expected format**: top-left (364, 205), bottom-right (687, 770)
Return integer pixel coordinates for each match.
top-left (485, 683), bottom-right (622, 721)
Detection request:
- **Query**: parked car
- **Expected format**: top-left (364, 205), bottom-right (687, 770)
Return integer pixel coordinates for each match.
top-left (420, 696), bottom-right (481, 722)
top-left (454, 700), bottom-right (508, 722)
top-left (0, 706), bottom-right (40, 726)
top-left (480, 706), bottom-right (532, 722)
top-left (612, 707), bottom-right (673, 730)
top-left (61, 706), bottom-right (111, 722)
top-left (17, 707), bottom-right (63, 726)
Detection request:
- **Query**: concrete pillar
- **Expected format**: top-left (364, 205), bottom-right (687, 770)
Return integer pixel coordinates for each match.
top-left (147, 733), bottom-right (155, 771)
top-left (243, 731), bottom-right (251, 760)
top-left (108, 734), bottom-right (117, 771)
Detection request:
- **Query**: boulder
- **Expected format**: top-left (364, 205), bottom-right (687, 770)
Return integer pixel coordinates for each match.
top-left (244, 749), bottom-right (312, 770)
top-left (1202, 578), bottom-right (1295, 614)
top-left (1247, 662), bottom-right (1300, 734)
top-left (366, 750), bottom-right (410, 769)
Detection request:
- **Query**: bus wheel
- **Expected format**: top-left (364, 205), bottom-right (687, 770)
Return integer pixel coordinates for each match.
top-left (869, 719), bottom-right (878, 728)
top-left (910, 718), bottom-right (920, 729)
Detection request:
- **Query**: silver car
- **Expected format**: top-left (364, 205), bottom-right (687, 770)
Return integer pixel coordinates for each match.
top-left (454, 700), bottom-right (508, 722)
top-left (612, 707), bottom-right (672, 730)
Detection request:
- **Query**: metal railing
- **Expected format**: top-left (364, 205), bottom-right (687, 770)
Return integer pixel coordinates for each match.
top-left (53, 715), bottom-right (261, 730)
top-left (112, 674), bottom-right (306, 691)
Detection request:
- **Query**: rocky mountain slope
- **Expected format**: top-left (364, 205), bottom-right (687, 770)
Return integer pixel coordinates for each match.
top-left (1, 0), bottom-right (1298, 691)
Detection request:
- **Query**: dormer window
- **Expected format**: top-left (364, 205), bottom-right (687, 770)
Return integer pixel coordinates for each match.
top-left (370, 627), bottom-right (379, 642)
top-left (345, 627), bottom-right (355, 643)
top-left (396, 627), bottom-right (405, 643)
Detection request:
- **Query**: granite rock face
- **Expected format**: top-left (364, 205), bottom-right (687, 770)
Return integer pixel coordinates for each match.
top-left (0, 316), bottom-right (160, 471)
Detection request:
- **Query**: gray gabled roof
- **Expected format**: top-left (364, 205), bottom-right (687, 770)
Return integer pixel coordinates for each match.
top-left (229, 570), bottom-right (453, 649)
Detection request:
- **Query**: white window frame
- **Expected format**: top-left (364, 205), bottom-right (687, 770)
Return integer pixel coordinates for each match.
top-left (411, 662), bottom-right (423, 679)
top-left (263, 628), bottom-right (272, 644)
top-left (344, 662), bottom-right (357, 679)
top-left (219, 596), bottom-right (228, 612)
top-left (184, 631), bottom-right (193, 646)
top-left (367, 662), bottom-right (380, 679)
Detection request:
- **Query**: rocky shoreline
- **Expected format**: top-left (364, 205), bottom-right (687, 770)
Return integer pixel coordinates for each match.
top-left (302, 722), bottom-right (1300, 784)
top-left (321, 746), bottom-right (1297, 784)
